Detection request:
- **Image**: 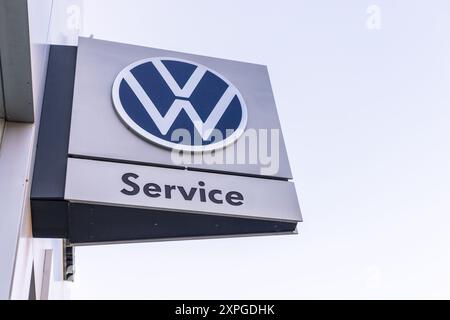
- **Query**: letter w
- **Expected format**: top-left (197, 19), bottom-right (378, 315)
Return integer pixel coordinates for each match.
top-left (123, 62), bottom-right (237, 140)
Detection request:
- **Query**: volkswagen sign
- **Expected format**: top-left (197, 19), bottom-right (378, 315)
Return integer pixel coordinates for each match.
top-left (112, 57), bottom-right (248, 152)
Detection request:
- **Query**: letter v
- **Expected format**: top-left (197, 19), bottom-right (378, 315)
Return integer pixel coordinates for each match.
top-left (177, 186), bottom-right (197, 200)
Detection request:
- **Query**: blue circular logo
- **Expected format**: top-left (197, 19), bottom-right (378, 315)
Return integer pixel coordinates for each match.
top-left (112, 57), bottom-right (247, 152)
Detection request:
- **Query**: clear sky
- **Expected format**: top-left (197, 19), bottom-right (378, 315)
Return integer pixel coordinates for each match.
top-left (70, 0), bottom-right (450, 299)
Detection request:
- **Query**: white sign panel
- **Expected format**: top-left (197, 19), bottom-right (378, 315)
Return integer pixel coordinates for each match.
top-left (65, 158), bottom-right (302, 223)
top-left (69, 38), bottom-right (293, 179)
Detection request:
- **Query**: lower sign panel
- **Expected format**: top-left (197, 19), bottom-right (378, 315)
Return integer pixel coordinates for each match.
top-left (68, 203), bottom-right (297, 244)
top-left (64, 158), bottom-right (302, 243)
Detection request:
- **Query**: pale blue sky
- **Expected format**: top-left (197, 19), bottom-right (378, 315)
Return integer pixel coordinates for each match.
top-left (70, 0), bottom-right (450, 299)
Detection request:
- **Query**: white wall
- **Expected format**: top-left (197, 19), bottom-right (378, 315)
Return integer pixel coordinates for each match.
top-left (0, 119), bottom-right (4, 143)
top-left (1, 0), bottom-right (83, 300)
top-left (9, 0), bottom-right (85, 300)
top-left (0, 0), bottom-right (53, 300)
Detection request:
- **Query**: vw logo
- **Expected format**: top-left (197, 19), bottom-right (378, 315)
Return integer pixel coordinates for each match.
top-left (112, 57), bottom-right (248, 152)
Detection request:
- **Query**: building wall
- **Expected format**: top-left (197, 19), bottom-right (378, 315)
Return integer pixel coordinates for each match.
top-left (0, 119), bottom-right (4, 144)
top-left (0, 0), bottom-right (83, 300)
